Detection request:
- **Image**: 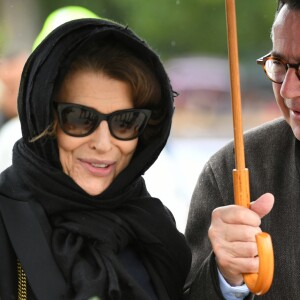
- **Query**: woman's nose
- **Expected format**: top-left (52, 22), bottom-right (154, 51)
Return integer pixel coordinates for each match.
top-left (88, 121), bottom-right (113, 151)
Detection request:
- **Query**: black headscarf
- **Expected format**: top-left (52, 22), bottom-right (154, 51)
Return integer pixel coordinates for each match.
top-left (0, 19), bottom-right (191, 299)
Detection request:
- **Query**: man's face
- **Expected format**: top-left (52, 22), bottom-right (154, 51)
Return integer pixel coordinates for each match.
top-left (272, 5), bottom-right (300, 140)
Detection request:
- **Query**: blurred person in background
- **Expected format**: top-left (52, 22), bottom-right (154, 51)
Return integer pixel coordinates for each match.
top-left (0, 52), bottom-right (27, 127)
top-left (0, 14), bottom-right (191, 300)
top-left (0, 53), bottom-right (27, 172)
top-left (185, 0), bottom-right (300, 299)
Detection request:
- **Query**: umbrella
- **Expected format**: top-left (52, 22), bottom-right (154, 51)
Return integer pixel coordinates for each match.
top-left (225, 0), bottom-right (274, 295)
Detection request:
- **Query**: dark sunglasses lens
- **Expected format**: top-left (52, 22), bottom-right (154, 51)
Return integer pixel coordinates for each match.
top-left (110, 110), bottom-right (148, 140)
top-left (60, 106), bottom-right (97, 136)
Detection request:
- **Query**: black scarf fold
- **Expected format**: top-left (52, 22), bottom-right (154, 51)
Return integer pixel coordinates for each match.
top-left (0, 140), bottom-right (191, 300)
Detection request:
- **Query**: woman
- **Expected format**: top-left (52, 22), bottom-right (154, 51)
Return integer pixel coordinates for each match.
top-left (0, 19), bottom-right (191, 300)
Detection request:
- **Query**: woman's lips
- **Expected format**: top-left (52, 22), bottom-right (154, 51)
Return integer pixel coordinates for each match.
top-left (79, 159), bottom-right (115, 176)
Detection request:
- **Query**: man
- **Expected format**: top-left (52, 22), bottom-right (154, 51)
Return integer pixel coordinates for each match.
top-left (185, 0), bottom-right (300, 299)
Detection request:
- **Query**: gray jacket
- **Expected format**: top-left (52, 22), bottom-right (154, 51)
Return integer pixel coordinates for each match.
top-left (185, 118), bottom-right (300, 299)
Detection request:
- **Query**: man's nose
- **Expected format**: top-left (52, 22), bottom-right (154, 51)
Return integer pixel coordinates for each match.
top-left (280, 67), bottom-right (300, 99)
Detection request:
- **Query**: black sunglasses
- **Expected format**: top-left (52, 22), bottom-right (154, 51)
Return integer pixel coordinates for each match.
top-left (54, 102), bottom-right (152, 140)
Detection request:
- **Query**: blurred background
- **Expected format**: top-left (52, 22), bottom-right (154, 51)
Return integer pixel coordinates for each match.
top-left (0, 0), bottom-right (281, 232)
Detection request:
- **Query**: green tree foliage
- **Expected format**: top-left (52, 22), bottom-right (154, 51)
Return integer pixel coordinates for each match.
top-left (35, 0), bottom-right (277, 61)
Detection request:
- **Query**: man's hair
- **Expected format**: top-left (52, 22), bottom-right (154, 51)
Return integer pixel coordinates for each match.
top-left (272, 0), bottom-right (300, 39)
top-left (277, 0), bottom-right (300, 12)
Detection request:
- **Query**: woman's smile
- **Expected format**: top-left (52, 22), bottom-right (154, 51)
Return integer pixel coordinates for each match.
top-left (78, 158), bottom-right (115, 176)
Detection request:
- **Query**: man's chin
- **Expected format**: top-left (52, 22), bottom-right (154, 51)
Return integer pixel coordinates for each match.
top-left (291, 125), bottom-right (300, 141)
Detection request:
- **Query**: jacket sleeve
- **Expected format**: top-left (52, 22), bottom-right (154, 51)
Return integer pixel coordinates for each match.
top-left (184, 161), bottom-right (228, 299)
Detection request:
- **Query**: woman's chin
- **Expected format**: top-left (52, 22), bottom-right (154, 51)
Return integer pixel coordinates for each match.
top-left (77, 178), bottom-right (111, 196)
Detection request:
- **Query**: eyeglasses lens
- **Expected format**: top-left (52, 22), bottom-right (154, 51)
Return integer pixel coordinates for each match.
top-left (265, 58), bottom-right (286, 83)
top-left (61, 106), bottom-right (96, 136)
top-left (110, 111), bottom-right (146, 140)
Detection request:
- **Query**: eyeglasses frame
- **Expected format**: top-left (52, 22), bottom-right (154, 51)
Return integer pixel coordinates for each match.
top-left (257, 52), bottom-right (300, 84)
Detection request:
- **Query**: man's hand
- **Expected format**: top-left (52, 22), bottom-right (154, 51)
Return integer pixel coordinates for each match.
top-left (208, 193), bottom-right (274, 286)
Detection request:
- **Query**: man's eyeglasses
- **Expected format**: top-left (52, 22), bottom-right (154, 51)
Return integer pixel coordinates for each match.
top-left (257, 53), bottom-right (300, 84)
top-left (54, 102), bottom-right (152, 140)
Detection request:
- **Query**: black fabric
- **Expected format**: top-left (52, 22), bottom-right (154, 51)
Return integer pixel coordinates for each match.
top-left (0, 18), bottom-right (191, 300)
top-left (117, 246), bottom-right (159, 300)
top-left (0, 195), bottom-right (67, 300)
top-left (0, 213), bottom-right (17, 299)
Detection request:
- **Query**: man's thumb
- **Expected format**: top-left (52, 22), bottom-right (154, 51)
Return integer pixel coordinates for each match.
top-left (250, 193), bottom-right (274, 218)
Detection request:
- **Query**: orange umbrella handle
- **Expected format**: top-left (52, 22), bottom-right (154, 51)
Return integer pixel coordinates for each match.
top-left (233, 169), bottom-right (274, 294)
top-left (243, 233), bottom-right (274, 295)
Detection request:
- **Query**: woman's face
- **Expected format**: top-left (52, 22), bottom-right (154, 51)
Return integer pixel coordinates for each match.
top-left (56, 70), bottom-right (138, 195)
